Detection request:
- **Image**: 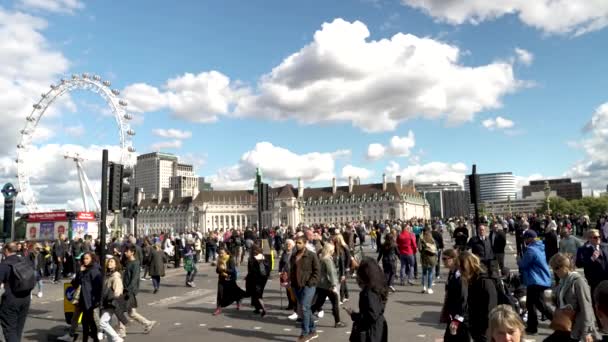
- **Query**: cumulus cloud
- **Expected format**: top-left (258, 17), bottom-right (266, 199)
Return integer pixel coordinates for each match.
top-left (65, 124), bottom-right (85, 138)
top-left (565, 103), bottom-right (608, 191)
top-left (401, 0), bottom-right (608, 36)
top-left (341, 164), bottom-right (373, 180)
top-left (235, 18), bottom-right (521, 132)
top-left (151, 140), bottom-right (182, 151)
top-left (385, 160), bottom-right (468, 185)
top-left (17, 0), bottom-right (84, 14)
top-left (482, 116), bottom-right (515, 130)
top-left (206, 142), bottom-right (350, 189)
top-left (366, 130), bottom-right (415, 160)
top-left (515, 48), bottom-right (534, 66)
top-left (152, 128), bottom-right (192, 139)
top-left (123, 71), bottom-right (243, 123)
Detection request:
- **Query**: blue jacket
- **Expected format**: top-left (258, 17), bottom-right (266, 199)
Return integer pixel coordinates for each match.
top-left (518, 240), bottom-right (552, 287)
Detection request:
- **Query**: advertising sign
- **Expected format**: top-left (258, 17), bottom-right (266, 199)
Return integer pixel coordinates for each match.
top-left (39, 222), bottom-right (55, 241)
top-left (76, 212), bottom-right (96, 221)
top-left (73, 221), bottom-right (88, 240)
top-left (56, 222), bottom-right (68, 237)
top-left (27, 222), bottom-right (40, 240)
top-left (28, 212), bottom-right (67, 222)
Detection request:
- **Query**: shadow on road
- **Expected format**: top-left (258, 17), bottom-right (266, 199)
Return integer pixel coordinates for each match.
top-left (395, 300), bottom-right (442, 307)
top-left (208, 327), bottom-right (294, 342)
top-left (22, 325), bottom-right (65, 342)
top-left (169, 305), bottom-right (300, 327)
top-left (408, 310), bottom-right (442, 328)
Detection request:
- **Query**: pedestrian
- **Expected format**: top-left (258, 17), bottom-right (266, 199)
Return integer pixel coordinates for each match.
top-left (333, 234), bottom-right (351, 303)
top-left (487, 305), bottom-right (525, 342)
top-left (459, 251), bottom-right (498, 342)
top-left (246, 244), bottom-right (270, 317)
top-left (52, 234), bottom-right (67, 283)
top-left (396, 224), bottom-right (417, 286)
top-left (0, 242), bottom-right (36, 342)
top-left (558, 228), bottom-right (582, 263)
top-left (71, 252), bottom-right (102, 342)
top-left (343, 257), bottom-right (388, 342)
top-left (593, 280), bottom-right (608, 340)
top-left (118, 244), bottom-right (156, 338)
top-left (489, 224), bottom-right (507, 275)
top-left (279, 239), bottom-right (297, 318)
top-left (453, 224), bottom-right (469, 251)
top-left (420, 228), bottom-right (438, 294)
top-left (214, 247), bottom-right (246, 315)
top-left (29, 243), bottom-right (44, 298)
top-left (290, 235), bottom-right (320, 342)
top-left (440, 249), bottom-right (470, 342)
top-left (432, 224), bottom-right (444, 280)
top-left (184, 238), bottom-right (197, 287)
top-left (149, 244), bottom-right (167, 294)
top-left (311, 243), bottom-right (346, 328)
top-left (99, 257), bottom-right (127, 342)
top-left (544, 224), bottom-right (559, 263)
top-left (545, 253), bottom-right (600, 342)
top-left (467, 225), bottom-right (496, 277)
top-left (575, 229), bottom-right (608, 297)
top-left (517, 230), bottom-right (553, 336)
top-left (141, 238), bottom-right (153, 280)
top-left (376, 233), bottom-right (399, 293)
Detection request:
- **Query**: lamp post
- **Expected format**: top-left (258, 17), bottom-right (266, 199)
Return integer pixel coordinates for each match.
top-left (543, 181), bottom-right (551, 214)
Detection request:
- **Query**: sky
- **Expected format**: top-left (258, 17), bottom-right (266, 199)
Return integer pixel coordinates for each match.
top-left (2, 0), bottom-right (608, 212)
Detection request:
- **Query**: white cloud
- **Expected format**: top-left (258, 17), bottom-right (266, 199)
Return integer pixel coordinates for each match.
top-left (515, 48), bottom-right (534, 66)
top-left (341, 165), bottom-right (373, 180)
top-left (235, 18), bottom-right (520, 132)
top-left (206, 142), bottom-right (350, 189)
top-left (17, 0), bottom-right (84, 14)
top-left (65, 124), bottom-right (85, 138)
top-left (123, 71), bottom-right (243, 123)
top-left (482, 116), bottom-right (515, 130)
top-left (401, 0), bottom-right (608, 36)
top-left (366, 130), bottom-right (415, 160)
top-left (385, 160), bottom-right (468, 185)
top-left (565, 103), bottom-right (608, 191)
top-left (0, 8), bottom-right (70, 156)
top-left (151, 140), bottom-right (182, 151)
top-left (152, 128), bottom-right (192, 139)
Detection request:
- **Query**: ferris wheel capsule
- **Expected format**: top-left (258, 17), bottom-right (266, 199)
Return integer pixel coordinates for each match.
top-left (72, 74), bottom-right (79, 79)
top-left (82, 73), bottom-right (89, 79)
top-left (119, 99), bottom-right (128, 106)
top-left (127, 129), bottom-right (136, 136)
top-left (93, 75), bottom-right (101, 81)
top-left (41, 93), bottom-right (47, 98)
top-left (50, 84), bottom-right (56, 89)
top-left (124, 113), bottom-right (133, 120)
top-left (103, 80), bottom-right (111, 87)
top-left (26, 116), bottom-right (35, 122)
top-left (60, 78), bottom-right (66, 84)
top-left (17, 144), bottom-right (24, 149)
top-left (33, 104), bottom-right (42, 109)
top-left (111, 89), bottom-right (120, 96)
top-left (128, 146), bottom-right (136, 152)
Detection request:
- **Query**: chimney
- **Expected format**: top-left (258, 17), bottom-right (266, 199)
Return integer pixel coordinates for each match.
top-left (168, 189), bottom-right (174, 203)
top-left (348, 176), bottom-right (353, 193)
top-left (396, 175), bottom-right (402, 190)
top-left (408, 179), bottom-right (415, 192)
top-left (382, 173), bottom-right (387, 191)
top-left (332, 177), bottom-right (337, 194)
top-left (356, 177), bottom-right (361, 186)
top-left (298, 177), bottom-right (304, 198)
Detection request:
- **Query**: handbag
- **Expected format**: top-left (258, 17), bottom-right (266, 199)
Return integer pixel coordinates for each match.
top-left (549, 306), bottom-right (575, 332)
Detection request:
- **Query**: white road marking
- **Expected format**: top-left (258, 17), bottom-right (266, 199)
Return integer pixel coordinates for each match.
top-left (253, 327), bottom-right (262, 330)
top-left (200, 323), bottom-right (207, 327)
top-left (283, 328), bottom-right (292, 332)
top-left (46, 315), bottom-right (53, 319)
top-left (148, 289), bottom-right (209, 307)
top-left (317, 330), bottom-right (324, 333)
top-left (225, 325), bottom-right (232, 328)
top-left (417, 335), bottom-right (426, 338)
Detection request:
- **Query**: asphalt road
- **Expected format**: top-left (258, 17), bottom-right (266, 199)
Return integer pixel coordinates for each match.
top-left (22, 232), bottom-right (553, 342)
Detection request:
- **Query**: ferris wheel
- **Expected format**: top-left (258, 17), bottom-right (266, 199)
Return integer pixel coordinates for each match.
top-left (15, 73), bottom-right (137, 213)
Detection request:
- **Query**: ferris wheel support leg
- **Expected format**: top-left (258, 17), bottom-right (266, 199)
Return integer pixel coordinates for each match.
top-left (78, 161), bottom-right (101, 213)
top-left (77, 163), bottom-right (89, 212)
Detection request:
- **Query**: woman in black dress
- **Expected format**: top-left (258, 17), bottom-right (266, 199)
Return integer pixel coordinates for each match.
top-left (377, 234), bottom-right (399, 292)
top-left (246, 244), bottom-right (270, 317)
top-left (214, 247), bottom-right (246, 316)
top-left (343, 257), bottom-right (388, 342)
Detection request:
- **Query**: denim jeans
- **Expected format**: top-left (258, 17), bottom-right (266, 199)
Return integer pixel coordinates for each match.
top-left (186, 267), bottom-right (197, 283)
top-left (152, 275), bottom-right (161, 290)
top-left (294, 286), bottom-right (316, 336)
top-left (399, 254), bottom-right (415, 282)
top-left (421, 266), bottom-right (433, 289)
top-left (100, 310), bottom-right (121, 342)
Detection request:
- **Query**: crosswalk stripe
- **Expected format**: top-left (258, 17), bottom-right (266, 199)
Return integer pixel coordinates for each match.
top-left (185, 289), bottom-right (216, 305)
top-left (148, 289), bottom-right (211, 307)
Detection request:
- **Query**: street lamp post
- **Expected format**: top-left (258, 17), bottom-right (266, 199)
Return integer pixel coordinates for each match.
top-left (543, 181), bottom-right (551, 214)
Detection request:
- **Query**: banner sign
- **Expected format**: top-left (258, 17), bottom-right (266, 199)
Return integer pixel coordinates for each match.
top-left (76, 212), bottom-right (96, 221)
top-left (27, 223), bottom-right (40, 240)
top-left (39, 222), bottom-right (55, 240)
top-left (28, 212), bottom-right (67, 222)
top-left (73, 221), bottom-right (88, 240)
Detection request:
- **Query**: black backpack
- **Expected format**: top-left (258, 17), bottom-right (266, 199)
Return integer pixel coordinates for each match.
top-left (5, 257), bottom-right (36, 293)
top-left (484, 275), bottom-right (519, 312)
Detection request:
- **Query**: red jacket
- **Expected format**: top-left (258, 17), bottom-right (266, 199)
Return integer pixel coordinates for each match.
top-left (397, 230), bottom-right (417, 255)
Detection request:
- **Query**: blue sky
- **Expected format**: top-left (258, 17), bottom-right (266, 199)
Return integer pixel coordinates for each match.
top-left (2, 0), bottom-right (608, 209)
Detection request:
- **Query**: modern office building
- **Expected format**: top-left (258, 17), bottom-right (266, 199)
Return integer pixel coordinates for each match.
top-left (416, 182), bottom-right (468, 218)
top-left (135, 174), bottom-right (431, 235)
top-left (415, 182), bottom-right (462, 192)
top-left (134, 152), bottom-right (199, 201)
top-left (522, 178), bottom-right (582, 200)
top-left (464, 172), bottom-right (517, 202)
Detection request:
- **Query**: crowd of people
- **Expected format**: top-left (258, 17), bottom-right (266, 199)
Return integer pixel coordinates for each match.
top-left (0, 212), bottom-right (607, 341)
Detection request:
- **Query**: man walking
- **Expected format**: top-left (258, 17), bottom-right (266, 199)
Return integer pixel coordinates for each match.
top-left (489, 223), bottom-right (506, 274)
top-left (467, 225), bottom-right (496, 276)
top-left (118, 245), bottom-right (156, 337)
top-left (52, 234), bottom-right (67, 283)
top-left (0, 242), bottom-right (35, 342)
top-left (397, 225), bottom-right (417, 285)
top-left (290, 236), bottom-right (320, 342)
top-left (518, 230), bottom-right (553, 335)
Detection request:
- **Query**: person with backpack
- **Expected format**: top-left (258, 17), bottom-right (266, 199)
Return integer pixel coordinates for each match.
top-left (0, 242), bottom-right (36, 342)
top-left (246, 244), bottom-right (270, 317)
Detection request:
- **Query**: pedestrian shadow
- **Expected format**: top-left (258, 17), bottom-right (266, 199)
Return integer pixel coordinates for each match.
top-left (208, 327), bottom-right (294, 341)
top-left (395, 300), bottom-right (442, 307)
top-left (407, 310), bottom-right (443, 329)
top-left (168, 306), bottom-right (299, 327)
top-left (22, 325), bottom-right (65, 341)
top-left (28, 308), bottom-right (52, 315)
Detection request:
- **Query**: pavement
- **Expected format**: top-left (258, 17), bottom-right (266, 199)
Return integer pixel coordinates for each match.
top-left (22, 231), bottom-right (553, 342)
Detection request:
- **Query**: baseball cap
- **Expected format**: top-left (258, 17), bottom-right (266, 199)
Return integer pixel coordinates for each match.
top-left (523, 230), bottom-right (537, 240)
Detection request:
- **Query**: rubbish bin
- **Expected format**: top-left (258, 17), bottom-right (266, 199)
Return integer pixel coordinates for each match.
top-left (63, 282), bottom-right (81, 325)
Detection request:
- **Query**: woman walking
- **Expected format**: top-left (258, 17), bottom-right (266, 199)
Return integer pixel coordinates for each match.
top-left (141, 238), bottom-right (153, 280)
top-left (279, 239), bottom-right (297, 317)
top-left (377, 234), bottom-right (399, 292)
top-left (99, 257), bottom-right (128, 342)
top-left (149, 244), bottom-right (166, 294)
top-left (440, 249), bottom-right (470, 342)
top-left (343, 257), bottom-right (388, 342)
top-left (333, 234), bottom-right (352, 303)
top-left (420, 228), bottom-right (438, 294)
top-left (29, 243), bottom-right (45, 298)
top-left (246, 244), bottom-right (270, 317)
top-left (312, 243), bottom-right (346, 328)
top-left (184, 238), bottom-right (198, 287)
top-left (71, 252), bottom-right (103, 342)
top-left (214, 248), bottom-right (246, 315)
top-left (545, 253), bottom-right (600, 342)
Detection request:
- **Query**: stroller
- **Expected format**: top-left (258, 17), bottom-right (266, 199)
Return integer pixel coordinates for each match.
top-left (503, 269), bottom-right (528, 322)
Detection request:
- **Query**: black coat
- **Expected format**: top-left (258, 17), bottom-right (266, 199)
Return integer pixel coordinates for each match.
top-left (349, 287), bottom-right (388, 342)
top-left (148, 250), bottom-right (166, 277)
top-left (489, 230), bottom-right (506, 254)
top-left (432, 230), bottom-right (444, 250)
top-left (467, 273), bottom-right (498, 342)
top-left (576, 243), bottom-right (608, 290)
top-left (467, 236), bottom-right (494, 262)
top-left (246, 255), bottom-right (269, 297)
top-left (453, 227), bottom-right (469, 247)
top-left (72, 263), bottom-right (102, 311)
top-left (543, 230), bottom-right (559, 262)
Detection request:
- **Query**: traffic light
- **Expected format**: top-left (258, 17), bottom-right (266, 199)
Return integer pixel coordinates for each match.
top-left (108, 163), bottom-right (132, 211)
